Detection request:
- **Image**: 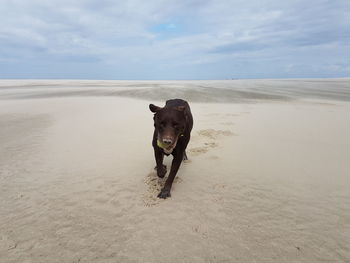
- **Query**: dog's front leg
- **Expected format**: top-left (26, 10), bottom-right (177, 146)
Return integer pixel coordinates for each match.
top-left (154, 147), bottom-right (167, 178)
top-left (158, 152), bottom-right (183, 199)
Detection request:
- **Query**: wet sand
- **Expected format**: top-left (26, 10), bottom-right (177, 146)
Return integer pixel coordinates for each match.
top-left (0, 79), bottom-right (349, 262)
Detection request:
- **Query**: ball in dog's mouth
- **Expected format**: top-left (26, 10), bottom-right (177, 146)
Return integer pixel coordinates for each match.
top-left (157, 139), bottom-right (178, 154)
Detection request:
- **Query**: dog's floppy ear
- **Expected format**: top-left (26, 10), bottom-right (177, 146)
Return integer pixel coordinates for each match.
top-left (175, 106), bottom-right (188, 121)
top-left (149, 104), bottom-right (162, 113)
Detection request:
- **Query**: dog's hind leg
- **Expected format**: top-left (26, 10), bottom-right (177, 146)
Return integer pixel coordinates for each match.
top-left (183, 151), bottom-right (188, 161)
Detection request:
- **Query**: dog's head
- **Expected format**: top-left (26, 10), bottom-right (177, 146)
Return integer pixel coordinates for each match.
top-left (149, 103), bottom-right (186, 153)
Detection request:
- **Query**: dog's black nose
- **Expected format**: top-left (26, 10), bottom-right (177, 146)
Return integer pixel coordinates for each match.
top-left (162, 138), bottom-right (173, 145)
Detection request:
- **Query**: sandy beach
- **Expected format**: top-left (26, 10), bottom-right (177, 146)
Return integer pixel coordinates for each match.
top-left (1, 79), bottom-right (349, 262)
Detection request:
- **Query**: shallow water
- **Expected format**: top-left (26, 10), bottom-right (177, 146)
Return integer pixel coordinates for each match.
top-left (1, 79), bottom-right (350, 102)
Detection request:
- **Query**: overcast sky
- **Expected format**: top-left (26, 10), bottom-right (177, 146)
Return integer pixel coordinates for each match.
top-left (1, 0), bottom-right (349, 79)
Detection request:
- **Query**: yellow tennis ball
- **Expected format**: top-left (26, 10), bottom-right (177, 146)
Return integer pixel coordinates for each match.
top-left (157, 139), bottom-right (166, 149)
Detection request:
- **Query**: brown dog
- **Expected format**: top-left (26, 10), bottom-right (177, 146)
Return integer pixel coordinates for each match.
top-left (149, 99), bottom-right (193, 198)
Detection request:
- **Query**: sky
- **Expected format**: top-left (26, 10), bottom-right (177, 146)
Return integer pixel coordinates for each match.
top-left (0, 0), bottom-right (350, 80)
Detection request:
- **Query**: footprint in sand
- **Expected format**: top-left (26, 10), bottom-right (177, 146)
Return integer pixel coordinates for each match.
top-left (205, 113), bottom-right (221, 117)
top-left (226, 113), bottom-right (240, 116)
top-left (213, 183), bottom-right (227, 190)
top-left (143, 170), bottom-right (183, 207)
top-left (225, 112), bottom-right (250, 117)
top-left (189, 142), bottom-right (219, 156)
top-left (191, 225), bottom-right (209, 239)
top-left (197, 129), bottom-right (235, 139)
top-left (220, 121), bottom-right (234, 126)
top-left (211, 183), bottom-right (229, 202)
top-left (189, 129), bottom-right (234, 156)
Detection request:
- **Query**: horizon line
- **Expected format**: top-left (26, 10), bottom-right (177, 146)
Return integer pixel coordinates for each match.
top-left (1, 77), bottom-right (350, 81)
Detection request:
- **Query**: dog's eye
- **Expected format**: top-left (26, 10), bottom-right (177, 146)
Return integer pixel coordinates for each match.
top-left (172, 122), bottom-right (179, 129)
top-left (160, 121), bottom-right (166, 127)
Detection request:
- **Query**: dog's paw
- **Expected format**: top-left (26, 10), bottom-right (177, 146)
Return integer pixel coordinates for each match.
top-left (156, 165), bottom-right (167, 178)
top-left (158, 188), bottom-right (171, 199)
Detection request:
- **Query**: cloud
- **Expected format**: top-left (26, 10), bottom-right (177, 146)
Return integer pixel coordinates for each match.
top-left (0, 0), bottom-right (349, 79)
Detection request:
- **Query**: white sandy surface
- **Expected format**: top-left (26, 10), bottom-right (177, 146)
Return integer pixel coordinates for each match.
top-left (0, 80), bottom-right (350, 262)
